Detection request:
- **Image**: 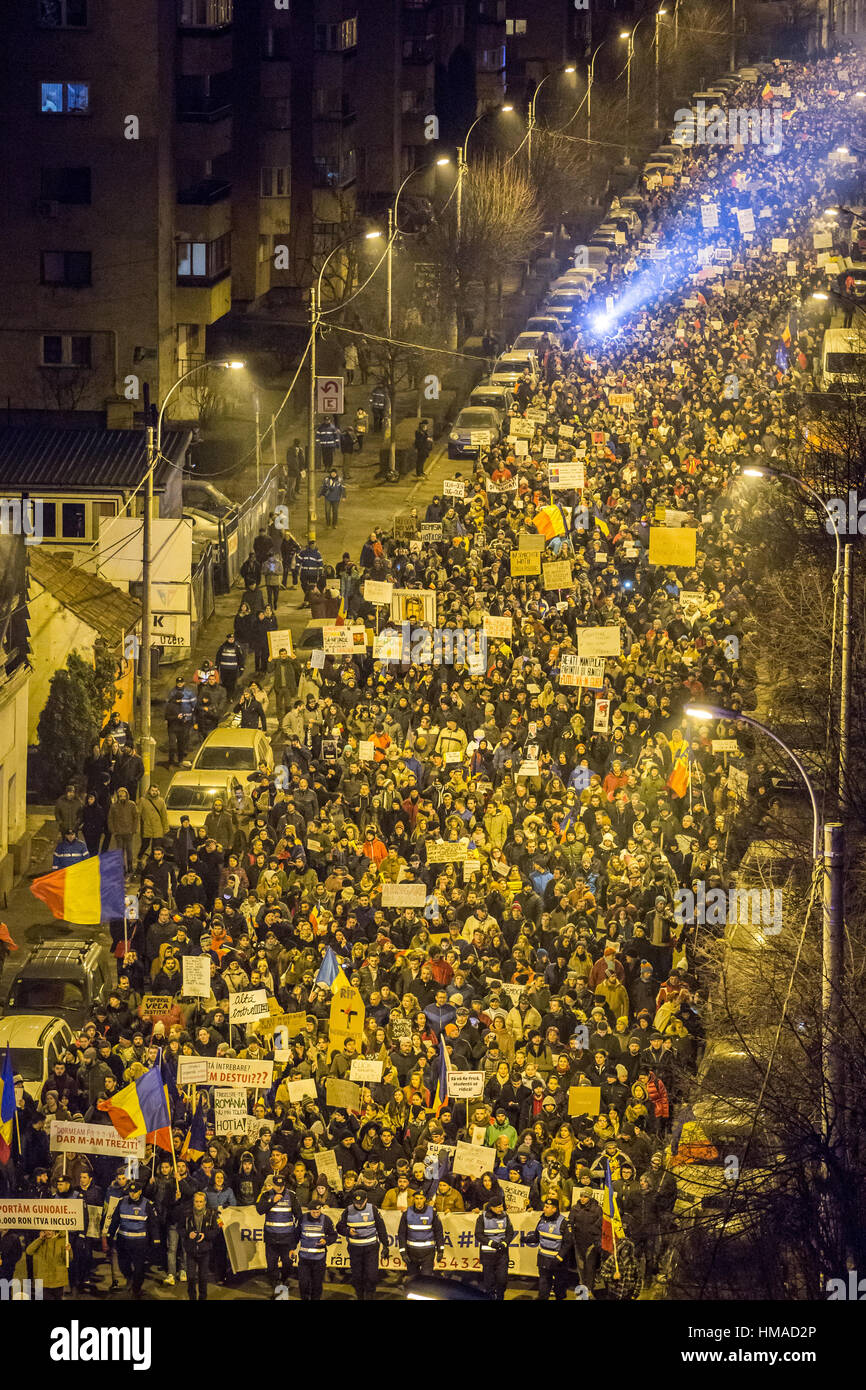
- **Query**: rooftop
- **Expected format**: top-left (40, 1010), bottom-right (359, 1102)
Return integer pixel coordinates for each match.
top-left (0, 427), bottom-right (191, 491)
top-left (29, 548), bottom-right (141, 650)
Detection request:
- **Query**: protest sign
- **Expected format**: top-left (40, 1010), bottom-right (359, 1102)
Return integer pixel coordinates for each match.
top-left (285, 1078), bottom-right (318, 1104)
top-left (322, 627), bottom-right (356, 656)
top-left (349, 1058), bottom-right (384, 1084)
top-left (558, 423), bottom-right (575, 438)
top-left (517, 760), bottom-right (540, 778)
top-left (510, 551), bottom-right (541, 577)
top-left (647, 526), bottom-right (697, 568)
top-left (542, 559), bottom-right (573, 590)
top-left (736, 208), bottom-right (755, 235)
top-left (419, 523), bottom-right (443, 542)
top-left (593, 697), bottom-right (611, 733)
top-left (712, 738), bottom-right (740, 754)
top-left (548, 461), bottom-right (585, 490)
top-left (771, 237), bottom-right (789, 253)
top-left (214, 1088), bottom-right (248, 1135)
top-left (501, 1181), bottom-right (531, 1213)
top-left (325, 1078), bottom-right (361, 1111)
top-left (452, 1142), bottom-right (496, 1179)
top-left (364, 580), bottom-right (393, 605)
top-left (140, 995), bottom-right (173, 1019)
top-left (483, 614), bottom-right (513, 640)
top-left (229, 990), bottom-right (270, 1025)
top-left (357, 739), bottom-right (376, 761)
top-left (609, 392), bottom-right (635, 411)
top-left (701, 204), bottom-right (719, 229)
top-left (0, 1199), bottom-right (84, 1232)
top-left (267, 630), bottom-right (295, 661)
top-left (315, 1149), bottom-right (341, 1187)
top-left (568, 1086), bottom-right (602, 1117)
top-left (813, 231), bottom-right (832, 249)
top-left (393, 514), bottom-right (417, 538)
top-left (310, 649), bottom-right (325, 670)
top-left (444, 479), bottom-right (465, 499)
top-left (446, 1071), bottom-right (485, 1099)
top-left (578, 625), bottom-right (621, 658)
top-left (518, 532), bottom-right (546, 551)
top-left (49, 1121), bottom-right (145, 1160)
top-left (509, 419), bottom-right (534, 439)
top-left (381, 882), bottom-right (427, 909)
top-left (182, 954), bottom-right (211, 999)
top-left (177, 1057), bottom-right (274, 1089)
top-left (559, 654), bottom-right (605, 689)
top-left (425, 840), bottom-right (469, 864)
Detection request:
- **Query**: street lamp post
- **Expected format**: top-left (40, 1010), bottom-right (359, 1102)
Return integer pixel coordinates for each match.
top-left (527, 66), bottom-right (575, 168)
top-left (684, 705), bottom-right (844, 1153)
top-left (620, 27), bottom-right (637, 164)
top-left (586, 40), bottom-right (608, 174)
top-left (456, 105), bottom-right (513, 241)
top-left (655, 9), bottom-right (667, 131)
top-left (141, 359), bottom-right (244, 777)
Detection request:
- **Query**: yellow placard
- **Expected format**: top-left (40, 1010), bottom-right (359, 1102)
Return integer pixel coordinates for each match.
top-left (647, 526), bottom-right (697, 568)
top-left (568, 1085), bottom-right (602, 1117)
top-left (510, 551), bottom-right (542, 577)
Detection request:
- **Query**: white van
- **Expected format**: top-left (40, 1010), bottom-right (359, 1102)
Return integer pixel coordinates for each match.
top-left (488, 350), bottom-right (539, 388)
top-left (820, 327), bottom-right (866, 389)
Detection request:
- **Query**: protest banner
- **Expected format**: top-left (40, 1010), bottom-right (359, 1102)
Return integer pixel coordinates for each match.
top-left (425, 840), bottom-right (469, 864)
top-left (510, 551), bottom-right (541, 577)
top-left (501, 1181), bottom-right (531, 1213)
top-left (452, 1142), bottom-right (496, 1179)
top-left (267, 629), bottom-right (295, 659)
top-left (177, 1057), bottom-right (274, 1089)
top-left (214, 1088), bottom-right (248, 1135)
top-left (325, 1078), bottom-right (361, 1111)
top-left (486, 477), bottom-right (518, 494)
top-left (446, 1071), bottom-right (485, 1099)
top-left (559, 654), bottom-right (606, 689)
top-left (49, 1121), bottom-right (145, 1160)
top-left (542, 559), bottom-right (573, 590)
top-left (182, 955), bottom-right (211, 999)
top-left (647, 526), bottom-right (697, 568)
top-left (381, 881), bottom-right (427, 908)
top-left (568, 1086), bottom-right (602, 1117)
top-left (482, 613), bottom-right (513, 640)
top-left (228, 990), bottom-right (270, 1025)
top-left (509, 420), bottom-right (534, 439)
top-left (0, 1199), bottom-right (84, 1232)
top-left (285, 1078), bottom-right (318, 1104)
top-left (443, 478), bottom-right (465, 499)
top-left (548, 460), bottom-right (585, 490)
top-left (140, 995), bottom-right (173, 1019)
top-left (349, 1058), bottom-right (384, 1084)
top-left (578, 625), bottom-right (621, 658)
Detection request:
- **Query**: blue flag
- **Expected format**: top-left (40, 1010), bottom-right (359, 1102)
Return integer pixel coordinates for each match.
top-left (315, 946), bottom-right (341, 989)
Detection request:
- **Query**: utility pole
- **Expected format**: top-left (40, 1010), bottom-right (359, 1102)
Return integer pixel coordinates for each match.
top-left (456, 144), bottom-right (465, 242)
top-left (270, 413), bottom-right (278, 478)
top-left (386, 205), bottom-right (396, 479)
top-left (822, 822), bottom-right (845, 1157)
top-left (730, 0), bottom-right (737, 70)
top-left (254, 394), bottom-right (262, 487)
top-left (839, 543), bottom-right (852, 811)
top-left (307, 286), bottom-right (318, 542)
top-left (655, 10), bottom-right (664, 130)
top-left (139, 384), bottom-right (156, 781)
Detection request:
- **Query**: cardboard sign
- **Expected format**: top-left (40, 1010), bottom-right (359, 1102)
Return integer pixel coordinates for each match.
top-left (315, 1149), bottom-right (341, 1186)
top-left (182, 955), bottom-right (211, 999)
top-left (648, 526), bottom-right (697, 568)
top-left (364, 580), bottom-right (394, 605)
top-left (229, 989), bottom-right (270, 1025)
top-left (483, 613), bottom-right (513, 640)
top-left (542, 443), bottom-right (557, 460)
top-left (177, 1057), bottom-right (274, 1089)
top-left (0, 1199), bottom-right (84, 1232)
top-left (357, 739), bottom-right (376, 762)
top-left (712, 739), bottom-right (740, 753)
top-left (548, 461), bottom-right (586, 490)
top-left (542, 559), bottom-right (573, 590)
top-left (609, 393), bottom-right (634, 411)
top-left (771, 237), bottom-right (789, 253)
top-left (513, 439), bottom-right (528, 457)
top-left (736, 208), bottom-right (755, 235)
top-left (425, 840), bottom-right (469, 864)
top-left (322, 627), bottom-right (356, 656)
top-left (447, 1071), bottom-right (485, 1099)
top-left (518, 532), bottom-right (546, 551)
top-left (509, 420), bottom-right (534, 439)
top-left (452, 1141), bottom-right (496, 1178)
top-left (501, 1180), bottom-right (531, 1213)
top-left (49, 1121), bottom-right (145, 1160)
top-left (813, 232), bottom-right (832, 250)
top-left (558, 423), bottom-right (575, 438)
top-left (419, 523), bottom-right (443, 542)
top-left (577, 625), bottom-right (621, 658)
top-left (267, 629), bottom-right (295, 659)
top-left (140, 995), bottom-right (173, 1018)
top-left (568, 1086), bottom-right (602, 1117)
top-left (214, 1088), bottom-right (248, 1135)
top-left (517, 760), bottom-right (540, 778)
top-left (325, 1078), bottom-right (362, 1111)
top-left (593, 697), bottom-right (611, 733)
top-left (444, 479), bottom-right (465, 499)
top-left (285, 1078), bottom-right (319, 1104)
top-left (510, 551), bottom-right (542, 577)
top-left (560, 654), bottom-right (605, 689)
top-left (349, 1058), bottom-right (384, 1084)
top-left (701, 204), bottom-right (719, 229)
top-left (381, 882), bottom-right (427, 909)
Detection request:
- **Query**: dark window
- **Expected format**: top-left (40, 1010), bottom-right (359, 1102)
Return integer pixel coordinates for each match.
top-left (40, 502), bottom-right (57, 537)
top-left (38, 0), bottom-right (87, 28)
top-left (41, 333), bottom-right (91, 366)
top-left (62, 502), bottom-right (86, 537)
top-left (40, 250), bottom-right (92, 287)
top-left (40, 167), bottom-right (91, 204)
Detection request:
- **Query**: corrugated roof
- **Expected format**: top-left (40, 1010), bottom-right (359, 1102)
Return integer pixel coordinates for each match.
top-left (29, 548), bottom-right (141, 650)
top-left (0, 427), bottom-right (190, 490)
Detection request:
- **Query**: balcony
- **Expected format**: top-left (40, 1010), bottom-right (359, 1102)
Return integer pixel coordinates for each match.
top-left (176, 72), bottom-right (233, 122)
top-left (177, 96), bottom-right (232, 122)
top-left (402, 40), bottom-right (434, 65)
top-left (177, 176), bottom-right (231, 204)
top-left (177, 0), bottom-right (233, 30)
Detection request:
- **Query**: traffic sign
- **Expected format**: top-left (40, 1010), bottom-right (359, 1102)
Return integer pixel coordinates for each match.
top-left (316, 375), bottom-right (344, 414)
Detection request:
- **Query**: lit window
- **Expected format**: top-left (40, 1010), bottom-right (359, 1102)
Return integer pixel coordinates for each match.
top-left (41, 81), bottom-right (90, 114)
top-left (178, 0), bottom-right (232, 25)
top-left (38, 0), bottom-right (87, 27)
top-left (505, 18), bottom-right (526, 35)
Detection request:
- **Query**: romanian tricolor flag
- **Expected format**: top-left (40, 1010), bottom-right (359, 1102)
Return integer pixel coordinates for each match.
top-left (0, 1045), bottom-right (15, 1164)
top-left (431, 1034), bottom-right (450, 1113)
top-left (761, 81), bottom-right (773, 102)
top-left (601, 1158), bottom-right (625, 1255)
top-left (180, 1094), bottom-right (207, 1163)
top-left (667, 745), bottom-right (690, 798)
top-left (593, 510), bottom-right (611, 539)
top-left (533, 503), bottom-right (568, 541)
top-left (98, 1061), bottom-right (172, 1150)
top-left (30, 849), bottom-right (125, 925)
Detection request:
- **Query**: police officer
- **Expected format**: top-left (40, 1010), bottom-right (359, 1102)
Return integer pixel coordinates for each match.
top-left (397, 1188), bottom-right (444, 1279)
top-left (474, 1198), bottom-right (513, 1300)
top-left (289, 1198), bottom-right (337, 1301)
top-left (529, 1196), bottom-right (570, 1301)
top-left (256, 1173), bottom-right (301, 1295)
top-left (336, 1187), bottom-right (388, 1300)
top-left (107, 1177), bottom-right (155, 1296)
top-left (215, 634), bottom-right (245, 699)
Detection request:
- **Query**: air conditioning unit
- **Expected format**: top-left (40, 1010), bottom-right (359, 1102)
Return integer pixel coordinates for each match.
top-left (34, 199), bottom-right (59, 218)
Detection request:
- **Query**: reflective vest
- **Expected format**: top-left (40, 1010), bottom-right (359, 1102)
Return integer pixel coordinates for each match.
top-left (480, 1213), bottom-right (508, 1252)
top-left (264, 1196), bottom-right (297, 1240)
top-left (345, 1204), bottom-right (378, 1246)
top-left (298, 1215), bottom-right (328, 1261)
top-left (117, 1198), bottom-right (149, 1242)
top-left (537, 1214), bottom-right (567, 1258)
top-left (405, 1206), bottom-right (436, 1250)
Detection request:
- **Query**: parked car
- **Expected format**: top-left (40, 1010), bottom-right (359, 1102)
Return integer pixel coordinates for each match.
top-left (190, 727), bottom-right (273, 772)
top-left (512, 331), bottom-right (551, 355)
top-left (447, 406), bottom-right (503, 459)
top-left (469, 384), bottom-right (515, 413)
top-left (182, 481), bottom-right (235, 518)
top-left (523, 316), bottom-right (564, 345)
top-left (0, 1015), bottom-right (75, 1101)
top-left (182, 507), bottom-right (222, 544)
top-left (487, 351), bottom-right (540, 389)
top-left (4, 940), bottom-right (112, 1029)
top-left (164, 771), bottom-right (248, 830)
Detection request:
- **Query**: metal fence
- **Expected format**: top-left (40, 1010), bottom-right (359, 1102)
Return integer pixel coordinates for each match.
top-left (218, 466), bottom-right (280, 591)
top-left (191, 542), bottom-right (216, 648)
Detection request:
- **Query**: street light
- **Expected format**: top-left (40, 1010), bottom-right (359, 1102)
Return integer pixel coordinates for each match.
top-left (527, 66), bottom-right (576, 167)
top-left (307, 231), bottom-right (383, 540)
top-left (586, 39), bottom-right (612, 172)
top-left (684, 704), bottom-right (843, 1152)
top-left (457, 105), bottom-right (513, 239)
top-left (139, 359), bottom-right (246, 776)
top-left (620, 27), bottom-right (636, 164)
top-left (655, 9), bottom-right (667, 131)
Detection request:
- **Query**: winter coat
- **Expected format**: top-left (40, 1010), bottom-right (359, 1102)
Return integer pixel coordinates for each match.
top-left (139, 793), bottom-right (169, 839)
top-left (108, 797), bottom-right (139, 837)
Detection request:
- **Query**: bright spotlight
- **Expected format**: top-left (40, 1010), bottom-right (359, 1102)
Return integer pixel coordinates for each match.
top-left (224, 360), bottom-right (245, 370)
top-left (592, 313), bottom-right (613, 333)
